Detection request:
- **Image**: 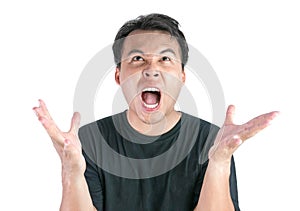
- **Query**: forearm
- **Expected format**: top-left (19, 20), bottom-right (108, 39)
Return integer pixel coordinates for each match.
top-left (60, 171), bottom-right (96, 211)
top-left (194, 160), bottom-right (234, 211)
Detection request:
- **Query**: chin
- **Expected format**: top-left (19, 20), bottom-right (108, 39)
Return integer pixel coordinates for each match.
top-left (128, 96), bottom-right (175, 125)
top-left (140, 110), bottom-right (166, 125)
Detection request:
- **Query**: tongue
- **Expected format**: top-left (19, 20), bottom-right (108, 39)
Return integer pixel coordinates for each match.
top-left (143, 92), bottom-right (158, 105)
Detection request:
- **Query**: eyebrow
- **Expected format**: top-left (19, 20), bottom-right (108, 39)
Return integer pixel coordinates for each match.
top-left (126, 49), bottom-right (144, 57)
top-left (160, 48), bottom-right (176, 56)
top-left (126, 48), bottom-right (177, 57)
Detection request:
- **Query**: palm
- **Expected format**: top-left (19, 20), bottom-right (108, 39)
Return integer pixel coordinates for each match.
top-left (33, 99), bottom-right (85, 173)
top-left (209, 105), bottom-right (279, 163)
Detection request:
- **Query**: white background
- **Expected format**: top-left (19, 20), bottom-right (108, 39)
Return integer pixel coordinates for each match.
top-left (1, 0), bottom-right (299, 210)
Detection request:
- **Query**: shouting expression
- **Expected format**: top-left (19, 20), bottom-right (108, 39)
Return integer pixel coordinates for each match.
top-left (115, 30), bottom-right (186, 126)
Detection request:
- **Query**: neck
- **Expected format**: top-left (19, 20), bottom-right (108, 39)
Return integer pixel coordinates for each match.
top-left (126, 109), bottom-right (182, 136)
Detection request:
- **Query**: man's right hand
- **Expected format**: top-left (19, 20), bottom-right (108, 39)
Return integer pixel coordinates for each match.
top-left (34, 99), bottom-right (97, 210)
top-left (33, 99), bottom-right (85, 177)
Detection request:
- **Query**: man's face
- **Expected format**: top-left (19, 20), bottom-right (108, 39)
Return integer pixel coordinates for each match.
top-left (115, 30), bottom-right (185, 124)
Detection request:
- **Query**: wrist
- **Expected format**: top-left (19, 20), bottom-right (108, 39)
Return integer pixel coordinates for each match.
top-left (61, 167), bottom-right (85, 187)
top-left (208, 159), bottom-right (231, 175)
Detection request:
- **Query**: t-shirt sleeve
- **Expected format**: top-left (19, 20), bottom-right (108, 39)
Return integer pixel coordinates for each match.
top-left (193, 156), bottom-right (240, 211)
top-left (83, 150), bottom-right (104, 211)
top-left (229, 156), bottom-right (240, 211)
top-left (79, 124), bottom-right (104, 211)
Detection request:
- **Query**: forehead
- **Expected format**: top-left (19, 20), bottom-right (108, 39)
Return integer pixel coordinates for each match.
top-left (122, 30), bottom-right (180, 55)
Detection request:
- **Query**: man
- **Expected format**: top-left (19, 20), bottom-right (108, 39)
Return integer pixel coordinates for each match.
top-left (33, 13), bottom-right (278, 211)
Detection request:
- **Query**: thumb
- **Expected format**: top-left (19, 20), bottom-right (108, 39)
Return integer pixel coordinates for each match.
top-left (224, 105), bottom-right (236, 125)
top-left (69, 112), bottom-right (81, 133)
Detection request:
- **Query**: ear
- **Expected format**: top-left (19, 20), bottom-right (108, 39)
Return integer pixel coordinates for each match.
top-left (181, 69), bottom-right (186, 83)
top-left (115, 67), bottom-right (121, 85)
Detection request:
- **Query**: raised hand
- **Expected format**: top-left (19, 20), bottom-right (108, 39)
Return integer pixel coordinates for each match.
top-left (209, 105), bottom-right (279, 164)
top-left (33, 99), bottom-right (85, 175)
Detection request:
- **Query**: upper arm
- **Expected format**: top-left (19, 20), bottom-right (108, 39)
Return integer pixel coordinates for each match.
top-left (79, 124), bottom-right (104, 210)
top-left (83, 150), bottom-right (104, 211)
top-left (193, 157), bottom-right (240, 211)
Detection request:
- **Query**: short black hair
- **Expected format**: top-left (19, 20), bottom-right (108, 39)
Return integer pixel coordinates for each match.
top-left (112, 13), bottom-right (189, 69)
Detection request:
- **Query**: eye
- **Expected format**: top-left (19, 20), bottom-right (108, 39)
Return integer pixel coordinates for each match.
top-left (161, 56), bottom-right (171, 62)
top-left (132, 55), bottom-right (144, 61)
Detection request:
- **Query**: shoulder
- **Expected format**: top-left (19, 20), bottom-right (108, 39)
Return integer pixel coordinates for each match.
top-left (78, 112), bottom-right (125, 141)
top-left (180, 112), bottom-right (220, 134)
top-left (180, 112), bottom-right (220, 164)
top-left (79, 111), bottom-right (125, 135)
top-left (78, 112), bottom-right (125, 160)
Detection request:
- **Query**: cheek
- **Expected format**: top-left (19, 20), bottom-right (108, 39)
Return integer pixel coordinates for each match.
top-left (119, 71), bottom-right (128, 82)
top-left (161, 72), bottom-right (184, 99)
top-left (120, 72), bottom-right (142, 105)
top-left (162, 65), bottom-right (184, 80)
top-left (162, 91), bottom-right (180, 105)
top-left (121, 86), bottom-right (138, 106)
top-left (119, 67), bottom-right (143, 83)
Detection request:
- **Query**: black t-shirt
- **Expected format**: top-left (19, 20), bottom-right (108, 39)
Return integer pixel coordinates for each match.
top-left (79, 111), bottom-right (240, 211)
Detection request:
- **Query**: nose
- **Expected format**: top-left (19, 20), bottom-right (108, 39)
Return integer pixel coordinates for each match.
top-left (142, 69), bottom-right (160, 79)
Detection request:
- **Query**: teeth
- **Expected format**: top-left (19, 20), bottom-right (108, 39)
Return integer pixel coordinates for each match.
top-left (141, 87), bottom-right (160, 109)
top-left (143, 102), bottom-right (159, 109)
top-left (142, 87), bottom-right (160, 92)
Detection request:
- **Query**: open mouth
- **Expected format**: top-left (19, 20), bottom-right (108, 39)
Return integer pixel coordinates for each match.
top-left (141, 87), bottom-right (161, 110)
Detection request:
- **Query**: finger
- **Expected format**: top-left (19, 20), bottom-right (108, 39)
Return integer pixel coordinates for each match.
top-left (69, 112), bottom-right (81, 133)
top-left (33, 104), bottom-right (53, 129)
top-left (266, 111), bottom-right (280, 126)
top-left (224, 105), bottom-right (236, 125)
top-left (41, 116), bottom-right (65, 142)
top-left (38, 99), bottom-right (53, 120)
top-left (33, 101), bottom-right (65, 144)
top-left (33, 106), bottom-right (50, 127)
top-left (33, 99), bottom-right (52, 121)
top-left (240, 111), bottom-right (279, 140)
top-left (33, 106), bottom-right (43, 117)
